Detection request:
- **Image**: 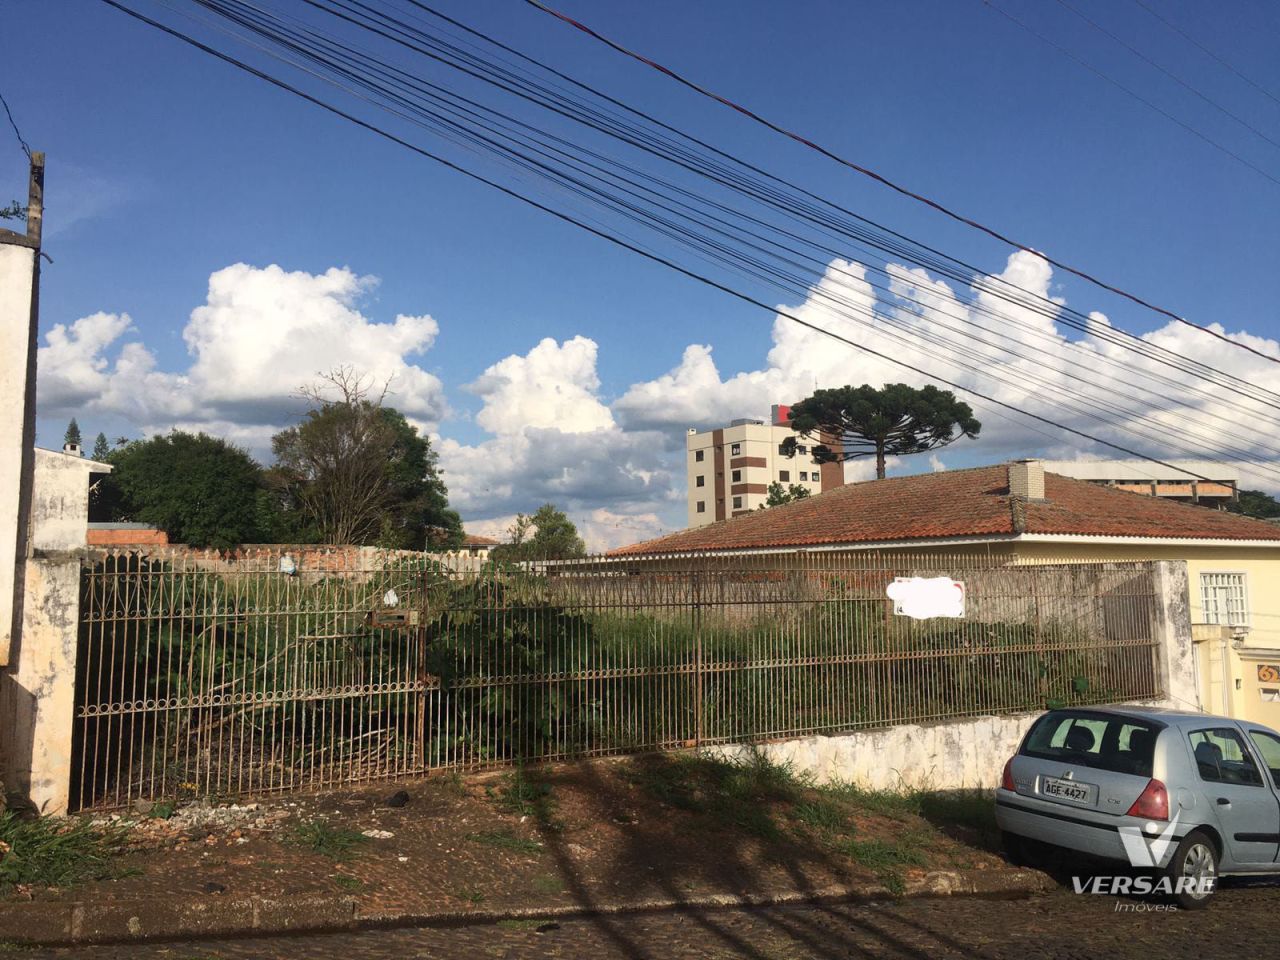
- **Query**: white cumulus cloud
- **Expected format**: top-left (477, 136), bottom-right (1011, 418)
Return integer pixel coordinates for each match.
top-left (37, 263), bottom-right (447, 446)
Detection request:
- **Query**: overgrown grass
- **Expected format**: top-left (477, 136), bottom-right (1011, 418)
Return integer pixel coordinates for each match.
top-left (0, 813), bottom-right (131, 894)
top-left (466, 830), bottom-right (543, 855)
top-left (332, 874), bottom-right (364, 891)
top-left (288, 820), bottom-right (368, 861)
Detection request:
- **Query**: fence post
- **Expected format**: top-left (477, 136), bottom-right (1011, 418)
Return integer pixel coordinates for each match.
top-left (0, 552), bottom-right (81, 815)
top-left (1152, 560), bottom-right (1198, 711)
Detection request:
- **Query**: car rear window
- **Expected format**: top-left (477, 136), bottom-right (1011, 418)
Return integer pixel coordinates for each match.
top-left (1020, 711), bottom-right (1160, 777)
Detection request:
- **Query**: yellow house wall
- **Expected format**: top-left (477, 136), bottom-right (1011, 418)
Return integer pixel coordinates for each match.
top-left (1009, 541), bottom-right (1280, 728)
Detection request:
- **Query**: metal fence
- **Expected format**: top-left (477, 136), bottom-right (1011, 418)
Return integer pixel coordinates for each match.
top-left (71, 547), bottom-right (1164, 810)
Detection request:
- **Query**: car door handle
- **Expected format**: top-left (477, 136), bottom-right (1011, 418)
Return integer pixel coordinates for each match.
top-left (1216, 797), bottom-right (1231, 806)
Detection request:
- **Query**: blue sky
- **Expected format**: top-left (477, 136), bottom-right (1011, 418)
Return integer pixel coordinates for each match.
top-left (5, 0), bottom-right (1280, 546)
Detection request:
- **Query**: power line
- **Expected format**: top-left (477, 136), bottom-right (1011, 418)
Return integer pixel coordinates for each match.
top-left (96, 0), bottom-right (1273, 487)
top-left (270, 0), bottom-right (1280, 416)
top-left (1132, 0), bottom-right (1280, 109)
top-left (520, 0), bottom-right (1280, 365)
top-left (1055, 0), bottom-right (1280, 153)
top-left (117, 0), bottom-right (1280, 479)
top-left (0, 88), bottom-right (31, 160)
top-left (983, 0), bottom-right (1280, 188)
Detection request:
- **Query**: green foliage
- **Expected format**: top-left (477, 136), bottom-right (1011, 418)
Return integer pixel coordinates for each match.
top-left (288, 821), bottom-right (367, 861)
top-left (759, 481), bottom-right (812, 509)
top-left (63, 418), bottom-right (81, 448)
top-left (1232, 489), bottom-right (1280, 520)
top-left (490, 504), bottom-right (585, 562)
top-left (489, 767), bottom-right (556, 819)
top-left (466, 830), bottom-right (543, 854)
top-left (102, 431), bottom-right (266, 547)
top-left (270, 388), bottom-right (462, 550)
top-left (91, 432), bottom-right (111, 461)
top-left (0, 813), bottom-right (129, 893)
top-left (74, 553), bottom-right (1151, 806)
top-left (0, 200), bottom-right (24, 222)
top-left (783, 383), bottom-right (980, 479)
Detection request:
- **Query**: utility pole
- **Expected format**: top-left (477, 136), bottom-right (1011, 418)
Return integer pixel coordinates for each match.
top-left (0, 151), bottom-right (43, 667)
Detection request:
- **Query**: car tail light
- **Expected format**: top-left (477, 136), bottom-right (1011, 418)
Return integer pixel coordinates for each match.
top-left (1125, 778), bottom-right (1169, 821)
top-left (1001, 757), bottom-right (1016, 792)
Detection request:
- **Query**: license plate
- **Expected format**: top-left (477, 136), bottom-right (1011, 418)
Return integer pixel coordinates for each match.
top-left (1041, 776), bottom-right (1097, 806)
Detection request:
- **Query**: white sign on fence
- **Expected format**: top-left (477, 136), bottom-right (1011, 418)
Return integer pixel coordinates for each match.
top-left (886, 576), bottom-right (966, 620)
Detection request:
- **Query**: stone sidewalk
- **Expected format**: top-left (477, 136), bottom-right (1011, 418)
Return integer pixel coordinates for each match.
top-left (0, 756), bottom-right (1051, 947)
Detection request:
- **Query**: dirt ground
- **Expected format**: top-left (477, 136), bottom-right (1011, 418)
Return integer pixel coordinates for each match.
top-left (2, 754), bottom-right (1009, 916)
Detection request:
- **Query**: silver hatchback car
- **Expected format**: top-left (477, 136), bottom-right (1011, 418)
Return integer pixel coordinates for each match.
top-left (995, 706), bottom-right (1280, 908)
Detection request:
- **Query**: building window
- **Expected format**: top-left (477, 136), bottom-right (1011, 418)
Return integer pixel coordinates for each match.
top-left (779, 470), bottom-right (790, 482)
top-left (799, 471), bottom-right (808, 481)
top-left (731, 469), bottom-right (741, 482)
top-left (730, 443), bottom-right (741, 456)
top-left (696, 475), bottom-right (705, 487)
top-left (796, 445), bottom-right (807, 455)
top-left (694, 450), bottom-right (704, 462)
top-left (1200, 572), bottom-right (1249, 626)
top-left (696, 501), bottom-right (706, 513)
top-left (732, 496), bottom-right (743, 509)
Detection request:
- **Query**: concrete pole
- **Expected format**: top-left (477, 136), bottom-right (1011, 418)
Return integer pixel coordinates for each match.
top-left (0, 152), bottom-right (43, 668)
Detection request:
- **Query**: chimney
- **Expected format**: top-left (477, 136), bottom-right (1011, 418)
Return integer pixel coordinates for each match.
top-left (63, 441), bottom-right (81, 457)
top-left (1009, 459), bottom-right (1045, 501)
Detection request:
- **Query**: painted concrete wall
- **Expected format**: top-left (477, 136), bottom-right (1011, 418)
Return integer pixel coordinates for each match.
top-left (0, 239), bottom-right (38, 668)
top-left (0, 450), bottom-right (109, 813)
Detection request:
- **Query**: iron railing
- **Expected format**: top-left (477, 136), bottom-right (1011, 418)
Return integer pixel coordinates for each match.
top-left (71, 547), bottom-right (1163, 809)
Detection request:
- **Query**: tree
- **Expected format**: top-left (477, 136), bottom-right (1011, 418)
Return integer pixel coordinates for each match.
top-left (1231, 489), bottom-right (1280, 520)
top-left (782, 383), bottom-right (980, 480)
top-left (104, 431), bottom-right (265, 547)
top-left (92, 432), bottom-right (111, 461)
top-left (492, 504), bottom-right (586, 561)
top-left (0, 200), bottom-right (25, 222)
top-left (757, 482), bottom-right (812, 509)
top-left (63, 418), bottom-right (82, 449)
top-left (269, 368), bottom-right (463, 549)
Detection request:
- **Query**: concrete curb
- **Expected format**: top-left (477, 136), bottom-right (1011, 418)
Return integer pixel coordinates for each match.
top-left (0, 868), bottom-right (1055, 947)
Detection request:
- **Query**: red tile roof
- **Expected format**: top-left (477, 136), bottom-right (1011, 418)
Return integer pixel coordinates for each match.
top-left (463, 533), bottom-right (500, 546)
top-left (611, 464), bottom-right (1280, 556)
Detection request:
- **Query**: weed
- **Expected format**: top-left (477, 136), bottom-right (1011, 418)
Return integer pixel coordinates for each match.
top-left (456, 886), bottom-right (486, 904)
top-left (148, 800), bottom-right (177, 820)
top-left (490, 767), bottom-right (555, 819)
top-left (789, 798), bottom-right (847, 835)
top-left (466, 830), bottom-right (542, 855)
top-left (840, 836), bottom-right (928, 895)
top-left (0, 813), bottom-right (129, 893)
top-left (332, 874), bottom-right (364, 891)
top-left (824, 783), bottom-right (921, 821)
top-left (497, 918), bottom-right (543, 931)
top-left (530, 873), bottom-right (565, 895)
top-left (288, 820), bottom-right (367, 861)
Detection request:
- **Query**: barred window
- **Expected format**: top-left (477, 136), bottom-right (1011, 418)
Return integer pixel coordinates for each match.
top-left (1200, 572), bottom-right (1249, 626)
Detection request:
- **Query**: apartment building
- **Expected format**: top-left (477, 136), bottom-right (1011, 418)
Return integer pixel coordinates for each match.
top-left (1042, 460), bottom-right (1240, 509)
top-left (686, 405), bottom-right (844, 528)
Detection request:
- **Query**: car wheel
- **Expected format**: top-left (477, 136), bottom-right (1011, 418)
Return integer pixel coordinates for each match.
top-left (1163, 831), bottom-right (1218, 910)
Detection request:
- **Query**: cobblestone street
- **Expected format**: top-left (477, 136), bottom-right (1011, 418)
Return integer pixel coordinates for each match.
top-left (26, 882), bottom-right (1280, 960)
